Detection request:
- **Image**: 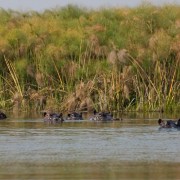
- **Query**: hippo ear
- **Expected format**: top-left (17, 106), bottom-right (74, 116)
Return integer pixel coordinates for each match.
top-left (158, 119), bottom-right (162, 124)
top-left (93, 110), bottom-right (97, 115)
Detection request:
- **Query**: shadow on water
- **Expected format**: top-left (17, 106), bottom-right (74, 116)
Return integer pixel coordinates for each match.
top-left (0, 111), bottom-right (179, 180)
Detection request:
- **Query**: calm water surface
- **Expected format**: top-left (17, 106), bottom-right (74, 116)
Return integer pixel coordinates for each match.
top-left (0, 112), bottom-right (179, 180)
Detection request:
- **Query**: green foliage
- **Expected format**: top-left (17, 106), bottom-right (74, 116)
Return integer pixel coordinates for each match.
top-left (14, 58), bottom-right (28, 79)
top-left (0, 4), bottom-right (179, 112)
top-left (0, 8), bottom-right (11, 25)
top-left (53, 5), bottom-right (88, 20)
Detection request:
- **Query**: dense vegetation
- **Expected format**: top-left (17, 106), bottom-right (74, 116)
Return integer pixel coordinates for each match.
top-left (0, 3), bottom-right (179, 113)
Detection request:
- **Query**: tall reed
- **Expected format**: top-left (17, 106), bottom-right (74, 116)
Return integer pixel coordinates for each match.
top-left (0, 4), bottom-right (179, 112)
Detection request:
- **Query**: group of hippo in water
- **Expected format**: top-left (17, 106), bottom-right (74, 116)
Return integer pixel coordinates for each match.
top-left (0, 110), bottom-right (117, 122)
top-left (1, 110), bottom-right (179, 128)
top-left (43, 110), bottom-right (120, 124)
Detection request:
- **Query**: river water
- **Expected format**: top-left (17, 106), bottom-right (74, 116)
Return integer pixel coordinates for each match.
top-left (0, 112), bottom-right (179, 180)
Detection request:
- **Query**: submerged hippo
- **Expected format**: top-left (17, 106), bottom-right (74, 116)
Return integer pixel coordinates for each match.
top-left (66, 112), bottom-right (83, 120)
top-left (90, 110), bottom-right (117, 121)
top-left (0, 111), bottom-right (7, 120)
top-left (158, 119), bottom-right (180, 128)
top-left (43, 112), bottom-right (64, 124)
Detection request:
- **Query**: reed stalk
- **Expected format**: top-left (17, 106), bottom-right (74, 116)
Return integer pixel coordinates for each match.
top-left (4, 56), bottom-right (23, 98)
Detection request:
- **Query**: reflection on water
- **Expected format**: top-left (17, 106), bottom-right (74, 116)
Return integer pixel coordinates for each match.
top-left (0, 112), bottom-right (179, 180)
top-left (0, 162), bottom-right (179, 180)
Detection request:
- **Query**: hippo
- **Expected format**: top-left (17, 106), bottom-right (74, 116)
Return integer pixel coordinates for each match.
top-left (43, 112), bottom-right (64, 124)
top-left (66, 112), bottom-right (83, 120)
top-left (158, 119), bottom-right (180, 128)
top-left (90, 110), bottom-right (115, 121)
